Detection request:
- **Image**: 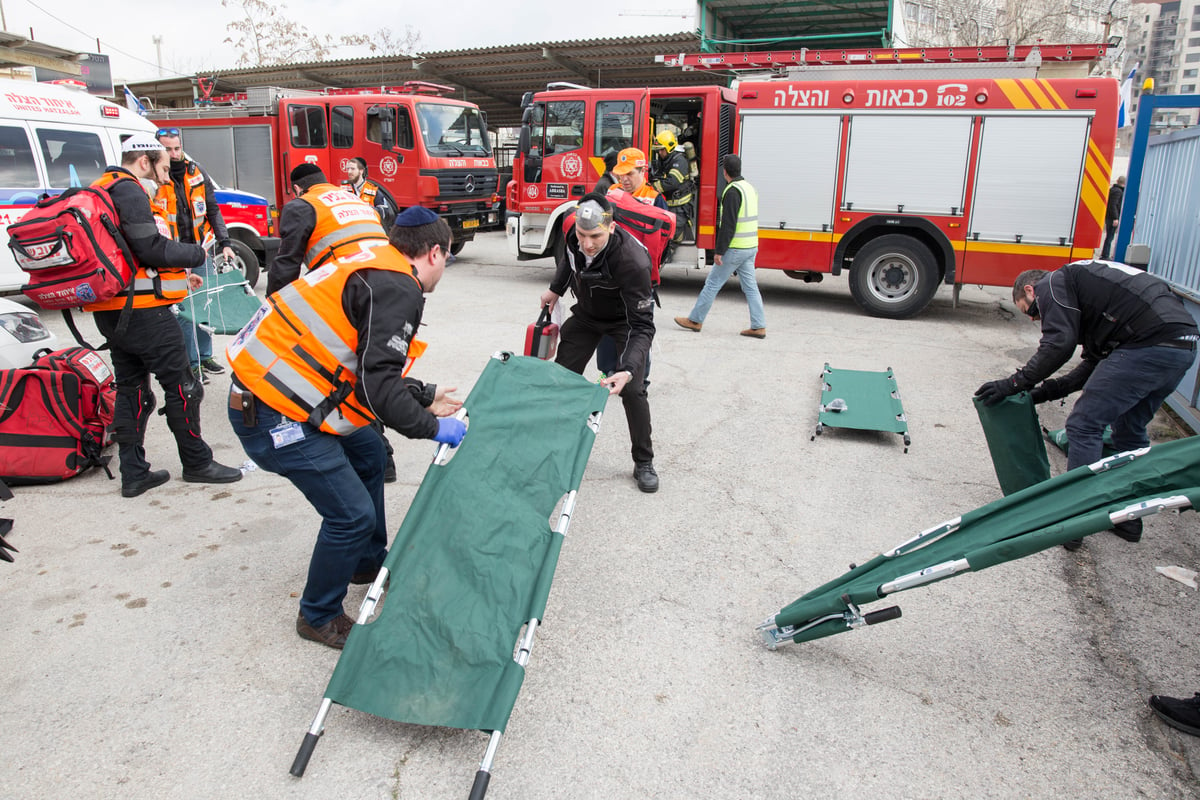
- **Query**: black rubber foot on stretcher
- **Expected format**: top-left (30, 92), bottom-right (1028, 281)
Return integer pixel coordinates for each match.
top-left (468, 770), bottom-right (491, 800)
top-left (864, 606), bottom-right (902, 625)
top-left (290, 731), bottom-right (320, 777)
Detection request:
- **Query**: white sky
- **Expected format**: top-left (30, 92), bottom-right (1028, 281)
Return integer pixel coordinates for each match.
top-left (9, 0), bottom-right (696, 84)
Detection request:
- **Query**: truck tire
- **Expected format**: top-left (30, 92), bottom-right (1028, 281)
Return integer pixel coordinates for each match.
top-left (450, 240), bottom-right (467, 256)
top-left (224, 239), bottom-right (260, 289)
top-left (848, 234), bottom-right (939, 319)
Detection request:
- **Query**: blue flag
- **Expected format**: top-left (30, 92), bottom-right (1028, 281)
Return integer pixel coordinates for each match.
top-left (123, 86), bottom-right (146, 116)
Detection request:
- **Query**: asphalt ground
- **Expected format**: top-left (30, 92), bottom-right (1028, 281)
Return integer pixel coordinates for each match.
top-left (2, 230), bottom-right (1199, 799)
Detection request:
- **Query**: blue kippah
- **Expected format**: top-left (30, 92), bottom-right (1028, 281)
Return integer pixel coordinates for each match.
top-left (393, 206), bottom-right (440, 227)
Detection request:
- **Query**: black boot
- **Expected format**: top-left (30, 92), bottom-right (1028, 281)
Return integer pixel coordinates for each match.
top-left (182, 461), bottom-right (243, 484)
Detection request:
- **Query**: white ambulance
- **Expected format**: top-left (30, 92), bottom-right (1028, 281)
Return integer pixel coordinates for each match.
top-left (0, 78), bottom-right (166, 292)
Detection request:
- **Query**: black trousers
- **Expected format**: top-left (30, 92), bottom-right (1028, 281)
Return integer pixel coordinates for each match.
top-left (555, 311), bottom-right (654, 465)
top-left (94, 305), bottom-right (213, 481)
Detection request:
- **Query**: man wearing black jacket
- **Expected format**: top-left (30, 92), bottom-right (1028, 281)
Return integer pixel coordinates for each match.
top-left (88, 133), bottom-right (242, 497)
top-left (976, 260), bottom-right (1197, 544)
top-left (227, 207), bottom-right (464, 648)
top-left (539, 193), bottom-right (658, 493)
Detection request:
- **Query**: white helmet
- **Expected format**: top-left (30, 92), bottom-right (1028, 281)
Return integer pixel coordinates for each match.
top-left (122, 132), bottom-right (164, 153)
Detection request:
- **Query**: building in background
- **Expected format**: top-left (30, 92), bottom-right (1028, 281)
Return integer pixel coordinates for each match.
top-left (1125, 1), bottom-right (1200, 130)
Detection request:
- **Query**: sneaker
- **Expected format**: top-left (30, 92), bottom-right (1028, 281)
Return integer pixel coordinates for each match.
top-left (1111, 518), bottom-right (1143, 543)
top-left (633, 461), bottom-right (659, 493)
top-left (674, 316), bottom-right (702, 332)
top-left (191, 366), bottom-right (210, 386)
top-left (200, 358), bottom-right (225, 375)
top-left (1149, 692), bottom-right (1200, 736)
top-left (121, 469), bottom-right (170, 498)
top-left (296, 612), bottom-right (355, 649)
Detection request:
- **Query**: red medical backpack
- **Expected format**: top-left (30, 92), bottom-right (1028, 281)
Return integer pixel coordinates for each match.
top-left (0, 347), bottom-right (116, 484)
top-left (562, 191), bottom-right (676, 284)
top-left (7, 186), bottom-right (136, 310)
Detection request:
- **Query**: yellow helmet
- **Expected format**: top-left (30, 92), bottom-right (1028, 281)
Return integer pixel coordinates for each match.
top-left (654, 130), bottom-right (678, 153)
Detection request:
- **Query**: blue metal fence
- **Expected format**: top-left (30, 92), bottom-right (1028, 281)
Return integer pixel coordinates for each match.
top-left (1121, 93), bottom-right (1200, 431)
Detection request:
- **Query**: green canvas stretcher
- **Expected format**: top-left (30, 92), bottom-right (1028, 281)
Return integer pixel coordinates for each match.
top-left (290, 353), bottom-right (609, 799)
top-left (176, 267), bottom-right (265, 335)
top-left (812, 363), bottom-right (910, 452)
top-left (759, 436), bottom-right (1200, 649)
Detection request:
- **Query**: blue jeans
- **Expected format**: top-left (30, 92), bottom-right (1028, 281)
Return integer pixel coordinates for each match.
top-left (179, 255), bottom-right (216, 367)
top-left (1065, 344), bottom-right (1196, 470)
top-left (227, 398), bottom-right (388, 627)
top-left (687, 247), bottom-right (766, 329)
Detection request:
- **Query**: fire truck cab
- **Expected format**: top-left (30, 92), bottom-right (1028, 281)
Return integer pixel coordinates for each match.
top-left (506, 85), bottom-right (736, 263)
top-left (153, 83), bottom-right (500, 256)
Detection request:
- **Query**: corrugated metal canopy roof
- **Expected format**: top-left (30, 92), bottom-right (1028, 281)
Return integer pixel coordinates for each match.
top-left (127, 33), bottom-right (726, 128)
top-left (124, 8), bottom-right (896, 127)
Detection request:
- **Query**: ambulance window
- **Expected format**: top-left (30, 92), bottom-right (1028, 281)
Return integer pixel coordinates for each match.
top-left (595, 101), bottom-right (634, 157)
top-left (37, 129), bottom-right (104, 188)
top-left (331, 106), bottom-right (354, 148)
top-left (542, 100), bottom-right (584, 156)
top-left (289, 106), bottom-right (327, 148)
top-left (0, 126), bottom-right (38, 188)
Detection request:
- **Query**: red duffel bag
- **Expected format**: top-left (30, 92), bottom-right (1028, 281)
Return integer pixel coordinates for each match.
top-left (0, 346), bottom-right (115, 484)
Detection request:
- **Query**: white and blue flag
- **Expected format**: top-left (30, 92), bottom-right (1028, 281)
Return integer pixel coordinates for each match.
top-left (123, 86), bottom-right (146, 116)
top-left (1118, 63), bottom-right (1138, 128)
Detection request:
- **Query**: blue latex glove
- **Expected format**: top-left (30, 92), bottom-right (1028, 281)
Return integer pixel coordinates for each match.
top-left (433, 417), bottom-right (467, 447)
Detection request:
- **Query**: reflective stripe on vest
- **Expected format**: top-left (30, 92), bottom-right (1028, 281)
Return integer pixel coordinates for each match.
top-left (723, 179), bottom-right (759, 249)
top-left (153, 162), bottom-right (209, 244)
top-left (300, 183), bottom-right (389, 268)
top-left (86, 170), bottom-right (190, 310)
top-left (227, 247), bottom-right (420, 435)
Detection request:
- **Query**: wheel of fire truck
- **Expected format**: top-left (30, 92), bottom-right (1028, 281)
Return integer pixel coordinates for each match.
top-left (450, 240), bottom-right (467, 256)
top-left (848, 235), bottom-right (939, 320)
top-left (219, 239), bottom-right (259, 289)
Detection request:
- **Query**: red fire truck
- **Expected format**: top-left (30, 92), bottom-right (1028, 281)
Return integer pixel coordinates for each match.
top-left (153, 82), bottom-right (500, 256)
top-left (506, 45), bottom-right (1119, 318)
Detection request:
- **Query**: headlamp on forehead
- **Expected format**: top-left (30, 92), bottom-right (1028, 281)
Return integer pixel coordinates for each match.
top-left (575, 200), bottom-right (611, 232)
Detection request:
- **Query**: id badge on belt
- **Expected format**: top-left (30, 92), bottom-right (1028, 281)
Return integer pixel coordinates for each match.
top-left (269, 421), bottom-right (305, 449)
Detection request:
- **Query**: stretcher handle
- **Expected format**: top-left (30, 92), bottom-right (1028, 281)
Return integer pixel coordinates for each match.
top-left (863, 606), bottom-right (901, 626)
top-left (290, 732), bottom-right (320, 777)
top-left (468, 769), bottom-right (490, 800)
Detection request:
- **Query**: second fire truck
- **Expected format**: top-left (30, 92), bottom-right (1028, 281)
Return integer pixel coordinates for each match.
top-left (154, 82), bottom-right (500, 257)
top-left (506, 45), bottom-right (1119, 318)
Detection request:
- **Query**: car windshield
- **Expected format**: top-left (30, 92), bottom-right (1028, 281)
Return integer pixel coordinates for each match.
top-left (416, 103), bottom-right (490, 156)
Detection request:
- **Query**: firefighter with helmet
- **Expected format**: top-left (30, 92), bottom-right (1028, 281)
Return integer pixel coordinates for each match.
top-left (650, 130), bottom-right (694, 257)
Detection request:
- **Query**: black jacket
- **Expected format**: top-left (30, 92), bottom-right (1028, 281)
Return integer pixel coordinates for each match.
top-left (1105, 183), bottom-right (1125, 226)
top-left (267, 199), bottom-right (317, 295)
top-left (104, 166), bottom-right (205, 270)
top-left (168, 159), bottom-right (231, 248)
top-left (342, 267), bottom-right (437, 439)
top-left (550, 224), bottom-right (655, 377)
top-left (1014, 260), bottom-right (1198, 396)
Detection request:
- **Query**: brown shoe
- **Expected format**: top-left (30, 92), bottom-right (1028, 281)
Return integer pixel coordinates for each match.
top-left (740, 328), bottom-right (767, 339)
top-left (296, 612), bottom-right (355, 649)
top-left (674, 316), bottom-right (702, 332)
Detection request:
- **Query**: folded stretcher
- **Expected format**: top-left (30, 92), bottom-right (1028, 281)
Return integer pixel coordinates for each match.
top-left (760, 436), bottom-right (1200, 648)
top-left (290, 352), bottom-right (609, 799)
top-left (812, 363), bottom-right (910, 452)
top-left (176, 267), bottom-right (265, 335)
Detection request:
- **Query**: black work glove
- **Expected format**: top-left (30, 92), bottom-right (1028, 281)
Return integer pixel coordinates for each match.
top-left (1029, 378), bottom-right (1066, 405)
top-left (975, 377), bottom-right (1019, 406)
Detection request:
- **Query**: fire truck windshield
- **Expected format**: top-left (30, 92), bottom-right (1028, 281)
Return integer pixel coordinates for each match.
top-left (416, 103), bottom-right (490, 156)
